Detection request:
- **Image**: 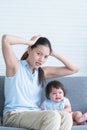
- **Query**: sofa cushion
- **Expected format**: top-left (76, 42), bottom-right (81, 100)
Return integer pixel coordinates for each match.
top-left (0, 126), bottom-right (28, 130)
top-left (72, 125), bottom-right (87, 130)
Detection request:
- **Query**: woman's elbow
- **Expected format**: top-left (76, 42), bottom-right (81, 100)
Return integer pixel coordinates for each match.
top-left (72, 66), bottom-right (80, 74)
top-left (2, 34), bottom-right (8, 44)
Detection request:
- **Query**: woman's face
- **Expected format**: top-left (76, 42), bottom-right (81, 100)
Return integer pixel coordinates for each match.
top-left (49, 88), bottom-right (64, 102)
top-left (28, 45), bottom-right (50, 69)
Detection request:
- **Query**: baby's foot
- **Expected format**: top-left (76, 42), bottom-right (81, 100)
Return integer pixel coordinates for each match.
top-left (78, 112), bottom-right (87, 123)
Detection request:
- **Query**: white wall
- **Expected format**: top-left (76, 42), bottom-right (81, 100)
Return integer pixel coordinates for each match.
top-left (0, 0), bottom-right (87, 76)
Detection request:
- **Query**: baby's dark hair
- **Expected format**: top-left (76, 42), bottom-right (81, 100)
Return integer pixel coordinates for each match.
top-left (21, 37), bottom-right (52, 86)
top-left (45, 80), bottom-right (66, 99)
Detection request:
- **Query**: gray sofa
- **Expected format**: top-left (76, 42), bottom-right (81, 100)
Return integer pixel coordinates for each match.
top-left (0, 76), bottom-right (87, 130)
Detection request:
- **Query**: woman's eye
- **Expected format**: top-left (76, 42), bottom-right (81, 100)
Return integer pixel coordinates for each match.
top-left (45, 56), bottom-right (48, 59)
top-left (37, 53), bottom-right (41, 55)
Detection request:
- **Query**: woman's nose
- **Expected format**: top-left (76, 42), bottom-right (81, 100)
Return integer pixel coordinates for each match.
top-left (39, 56), bottom-right (44, 62)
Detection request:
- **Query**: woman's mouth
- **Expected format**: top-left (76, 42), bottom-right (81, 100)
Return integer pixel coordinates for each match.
top-left (35, 62), bottom-right (41, 67)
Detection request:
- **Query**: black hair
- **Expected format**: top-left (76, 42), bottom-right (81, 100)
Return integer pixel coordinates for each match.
top-left (46, 80), bottom-right (66, 99)
top-left (21, 37), bottom-right (52, 86)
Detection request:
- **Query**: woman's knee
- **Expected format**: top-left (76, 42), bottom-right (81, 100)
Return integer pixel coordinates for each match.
top-left (64, 112), bottom-right (73, 123)
top-left (60, 111), bottom-right (72, 123)
top-left (44, 111), bottom-right (61, 122)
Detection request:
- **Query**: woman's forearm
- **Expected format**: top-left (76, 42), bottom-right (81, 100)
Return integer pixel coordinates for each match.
top-left (51, 50), bottom-right (80, 73)
top-left (2, 34), bottom-right (31, 46)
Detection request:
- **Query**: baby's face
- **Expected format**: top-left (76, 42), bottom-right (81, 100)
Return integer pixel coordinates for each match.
top-left (49, 88), bottom-right (64, 102)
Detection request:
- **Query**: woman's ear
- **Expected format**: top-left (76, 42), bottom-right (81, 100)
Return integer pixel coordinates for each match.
top-left (27, 46), bottom-right (31, 54)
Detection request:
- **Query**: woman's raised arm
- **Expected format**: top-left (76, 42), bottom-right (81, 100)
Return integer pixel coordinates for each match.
top-left (43, 50), bottom-right (80, 79)
top-left (2, 34), bottom-right (40, 76)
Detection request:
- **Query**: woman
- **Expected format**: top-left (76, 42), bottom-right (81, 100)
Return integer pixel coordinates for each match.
top-left (2, 34), bottom-right (80, 130)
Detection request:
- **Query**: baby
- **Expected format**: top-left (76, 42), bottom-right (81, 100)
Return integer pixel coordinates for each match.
top-left (41, 80), bottom-right (87, 125)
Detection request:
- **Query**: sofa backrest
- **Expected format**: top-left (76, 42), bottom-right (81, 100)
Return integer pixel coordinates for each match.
top-left (0, 76), bottom-right (87, 117)
top-left (0, 76), bottom-right (5, 117)
top-left (43, 76), bottom-right (87, 113)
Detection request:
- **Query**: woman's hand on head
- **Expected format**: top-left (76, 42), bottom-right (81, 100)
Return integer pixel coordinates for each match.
top-left (50, 49), bottom-right (56, 57)
top-left (29, 35), bottom-right (42, 46)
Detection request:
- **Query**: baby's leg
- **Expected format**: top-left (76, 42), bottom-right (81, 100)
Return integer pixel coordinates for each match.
top-left (72, 111), bottom-right (83, 125)
top-left (77, 112), bottom-right (87, 124)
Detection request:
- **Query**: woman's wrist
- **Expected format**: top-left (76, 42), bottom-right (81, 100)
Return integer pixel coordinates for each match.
top-left (51, 50), bottom-right (58, 58)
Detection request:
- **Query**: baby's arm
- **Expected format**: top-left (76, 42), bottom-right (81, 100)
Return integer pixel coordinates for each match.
top-left (55, 98), bottom-right (72, 113)
top-left (40, 101), bottom-right (46, 110)
top-left (62, 98), bottom-right (72, 113)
